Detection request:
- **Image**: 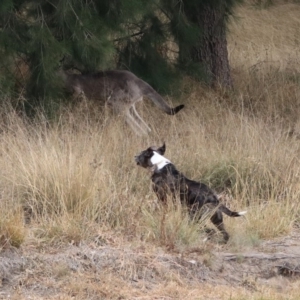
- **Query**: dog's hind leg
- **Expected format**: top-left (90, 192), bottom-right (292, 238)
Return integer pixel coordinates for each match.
top-left (210, 210), bottom-right (230, 242)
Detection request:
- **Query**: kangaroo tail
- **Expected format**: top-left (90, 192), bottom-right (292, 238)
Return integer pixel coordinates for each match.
top-left (168, 104), bottom-right (185, 115)
top-left (219, 205), bottom-right (247, 217)
top-left (145, 89), bottom-right (184, 115)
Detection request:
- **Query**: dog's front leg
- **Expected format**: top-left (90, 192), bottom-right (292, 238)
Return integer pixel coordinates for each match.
top-left (153, 184), bottom-right (168, 205)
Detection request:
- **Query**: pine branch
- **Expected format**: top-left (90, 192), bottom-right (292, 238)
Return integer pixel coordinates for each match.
top-left (113, 30), bottom-right (145, 42)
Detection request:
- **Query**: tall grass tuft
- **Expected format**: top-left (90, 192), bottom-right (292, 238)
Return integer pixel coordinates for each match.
top-left (140, 197), bottom-right (208, 250)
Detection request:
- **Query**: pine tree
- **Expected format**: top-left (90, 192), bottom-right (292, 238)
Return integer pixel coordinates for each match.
top-left (0, 0), bottom-right (242, 109)
top-left (0, 0), bottom-right (154, 101)
top-left (160, 0), bottom-right (242, 88)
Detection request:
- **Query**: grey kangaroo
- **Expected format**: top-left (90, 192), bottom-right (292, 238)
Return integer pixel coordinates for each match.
top-left (61, 70), bottom-right (184, 135)
top-left (135, 143), bottom-right (247, 242)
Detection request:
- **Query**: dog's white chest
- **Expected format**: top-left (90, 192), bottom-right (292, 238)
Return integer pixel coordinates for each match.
top-left (150, 152), bottom-right (171, 170)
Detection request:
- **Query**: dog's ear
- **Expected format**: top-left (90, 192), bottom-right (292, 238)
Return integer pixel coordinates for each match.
top-left (157, 143), bottom-right (166, 155)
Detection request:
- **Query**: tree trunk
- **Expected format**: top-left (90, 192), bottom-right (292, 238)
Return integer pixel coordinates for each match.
top-left (186, 4), bottom-right (233, 88)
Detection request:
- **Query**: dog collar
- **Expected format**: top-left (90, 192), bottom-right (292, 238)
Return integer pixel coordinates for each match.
top-left (150, 151), bottom-right (171, 171)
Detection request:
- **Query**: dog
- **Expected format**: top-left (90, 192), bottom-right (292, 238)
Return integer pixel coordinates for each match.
top-left (134, 143), bottom-right (247, 242)
top-left (60, 70), bottom-right (184, 135)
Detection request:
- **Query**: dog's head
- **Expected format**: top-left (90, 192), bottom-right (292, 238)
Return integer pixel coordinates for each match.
top-left (134, 143), bottom-right (167, 169)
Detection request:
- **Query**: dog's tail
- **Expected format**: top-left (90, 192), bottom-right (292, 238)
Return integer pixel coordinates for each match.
top-left (219, 205), bottom-right (247, 217)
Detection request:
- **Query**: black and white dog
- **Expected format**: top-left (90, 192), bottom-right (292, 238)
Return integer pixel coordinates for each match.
top-left (134, 143), bottom-right (246, 242)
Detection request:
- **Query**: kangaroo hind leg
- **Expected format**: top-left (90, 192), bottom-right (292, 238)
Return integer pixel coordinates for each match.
top-left (129, 103), bottom-right (151, 133)
top-left (125, 108), bottom-right (148, 136)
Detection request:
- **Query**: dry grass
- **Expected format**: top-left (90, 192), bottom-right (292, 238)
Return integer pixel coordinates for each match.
top-left (1, 94), bottom-right (298, 248)
top-left (228, 1), bottom-right (300, 126)
top-left (1, 1), bottom-right (300, 298)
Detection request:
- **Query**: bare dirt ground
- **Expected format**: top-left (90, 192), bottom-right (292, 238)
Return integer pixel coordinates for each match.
top-left (1, 229), bottom-right (300, 300)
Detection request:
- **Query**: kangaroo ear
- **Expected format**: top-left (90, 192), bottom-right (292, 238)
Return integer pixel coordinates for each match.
top-left (157, 143), bottom-right (166, 155)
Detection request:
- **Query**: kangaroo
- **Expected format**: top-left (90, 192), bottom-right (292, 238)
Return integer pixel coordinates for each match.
top-left (61, 70), bottom-right (184, 135)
